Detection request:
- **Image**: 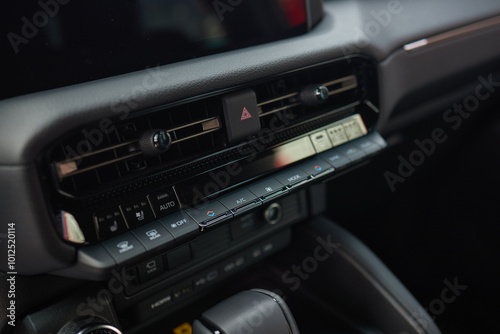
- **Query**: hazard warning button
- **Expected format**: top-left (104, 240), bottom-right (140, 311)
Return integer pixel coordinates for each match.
top-left (222, 89), bottom-right (261, 143)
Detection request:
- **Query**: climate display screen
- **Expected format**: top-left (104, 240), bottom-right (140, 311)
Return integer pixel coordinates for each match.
top-left (2, 0), bottom-right (308, 99)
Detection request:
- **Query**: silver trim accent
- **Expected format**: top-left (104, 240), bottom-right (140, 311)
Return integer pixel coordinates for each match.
top-left (77, 323), bottom-right (123, 334)
top-left (404, 15), bottom-right (500, 51)
top-left (59, 152), bottom-right (143, 178)
top-left (259, 102), bottom-right (302, 117)
top-left (168, 117), bottom-right (218, 132)
top-left (171, 127), bottom-right (220, 144)
top-left (55, 117), bottom-right (221, 179)
top-left (365, 100), bottom-right (380, 114)
top-left (257, 92), bottom-right (298, 107)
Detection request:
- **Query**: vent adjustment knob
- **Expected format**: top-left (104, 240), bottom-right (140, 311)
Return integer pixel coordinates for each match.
top-left (299, 84), bottom-right (329, 106)
top-left (139, 129), bottom-right (172, 156)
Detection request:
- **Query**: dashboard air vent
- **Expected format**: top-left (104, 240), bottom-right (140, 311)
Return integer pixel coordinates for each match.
top-left (51, 98), bottom-right (225, 195)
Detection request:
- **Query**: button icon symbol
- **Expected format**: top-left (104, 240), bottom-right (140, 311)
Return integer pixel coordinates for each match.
top-left (207, 211), bottom-right (215, 217)
top-left (135, 210), bottom-right (145, 221)
top-left (146, 260), bottom-right (157, 269)
top-left (240, 107), bottom-right (252, 121)
top-left (146, 229), bottom-right (161, 240)
top-left (314, 165), bottom-right (322, 171)
top-left (265, 187), bottom-right (273, 192)
top-left (109, 220), bottom-right (118, 232)
top-left (116, 240), bottom-right (134, 253)
top-left (117, 241), bottom-right (128, 249)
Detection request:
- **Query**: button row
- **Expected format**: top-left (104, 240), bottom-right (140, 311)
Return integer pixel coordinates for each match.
top-left (81, 132), bottom-right (386, 276)
top-left (101, 211), bottom-right (199, 265)
top-left (131, 231), bottom-right (290, 320)
top-left (93, 130), bottom-right (381, 241)
top-left (94, 187), bottom-right (181, 240)
top-left (183, 132), bottom-right (386, 230)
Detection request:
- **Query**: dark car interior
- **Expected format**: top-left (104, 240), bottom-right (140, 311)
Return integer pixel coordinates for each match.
top-left (2, 0), bottom-right (500, 333)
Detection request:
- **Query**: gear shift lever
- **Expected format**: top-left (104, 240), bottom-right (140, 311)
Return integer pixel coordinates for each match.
top-left (193, 289), bottom-right (300, 334)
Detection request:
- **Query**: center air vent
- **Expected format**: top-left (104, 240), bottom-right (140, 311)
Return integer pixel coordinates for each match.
top-left (51, 98), bottom-right (226, 195)
top-left (47, 57), bottom-right (376, 199)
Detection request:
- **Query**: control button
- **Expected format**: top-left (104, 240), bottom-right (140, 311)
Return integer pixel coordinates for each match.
top-left (353, 136), bottom-right (382, 155)
top-left (319, 150), bottom-right (351, 169)
top-left (343, 114), bottom-right (367, 140)
top-left (132, 220), bottom-right (174, 252)
top-left (137, 255), bottom-right (165, 283)
top-left (337, 143), bottom-right (366, 162)
top-left (298, 158), bottom-right (334, 177)
top-left (120, 198), bottom-right (154, 227)
top-left (185, 200), bottom-right (232, 229)
top-left (147, 188), bottom-right (180, 217)
top-left (263, 203), bottom-right (282, 225)
top-left (230, 214), bottom-right (266, 240)
top-left (274, 167), bottom-right (310, 188)
top-left (218, 189), bottom-right (261, 216)
top-left (94, 208), bottom-right (128, 240)
top-left (310, 130), bottom-right (333, 153)
top-left (103, 232), bottom-right (146, 264)
top-left (367, 132), bottom-right (387, 148)
top-left (247, 178), bottom-right (288, 201)
top-left (159, 211), bottom-right (199, 243)
top-left (222, 89), bottom-right (261, 143)
top-left (327, 123), bottom-right (349, 147)
top-left (166, 244), bottom-right (192, 270)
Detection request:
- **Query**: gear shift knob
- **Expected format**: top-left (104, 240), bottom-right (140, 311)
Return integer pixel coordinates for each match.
top-left (193, 289), bottom-right (300, 334)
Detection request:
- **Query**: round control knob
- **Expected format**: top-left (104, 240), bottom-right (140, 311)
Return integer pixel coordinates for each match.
top-left (263, 203), bottom-right (282, 225)
top-left (299, 84), bottom-right (330, 106)
top-left (138, 129), bottom-right (172, 156)
top-left (59, 321), bottom-right (122, 334)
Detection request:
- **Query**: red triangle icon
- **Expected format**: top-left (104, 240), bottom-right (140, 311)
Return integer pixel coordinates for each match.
top-left (240, 107), bottom-right (252, 121)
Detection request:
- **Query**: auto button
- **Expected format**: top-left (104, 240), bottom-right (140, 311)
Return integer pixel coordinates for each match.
top-left (148, 188), bottom-right (180, 217)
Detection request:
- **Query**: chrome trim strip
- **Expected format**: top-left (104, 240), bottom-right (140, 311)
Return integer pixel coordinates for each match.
top-left (404, 15), bottom-right (500, 51)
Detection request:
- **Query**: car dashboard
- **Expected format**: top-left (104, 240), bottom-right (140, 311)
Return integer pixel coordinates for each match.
top-left (1, 1), bottom-right (500, 333)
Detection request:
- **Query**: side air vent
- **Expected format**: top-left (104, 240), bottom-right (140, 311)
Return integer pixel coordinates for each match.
top-left (51, 98), bottom-right (226, 195)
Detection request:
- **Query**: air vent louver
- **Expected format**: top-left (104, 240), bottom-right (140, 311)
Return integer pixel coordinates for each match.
top-left (255, 61), bottom-right (359, 131)
top-left (52, 98), bottom-right (225, 194)
top-left (48, 58), bottom-right (374, 199)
